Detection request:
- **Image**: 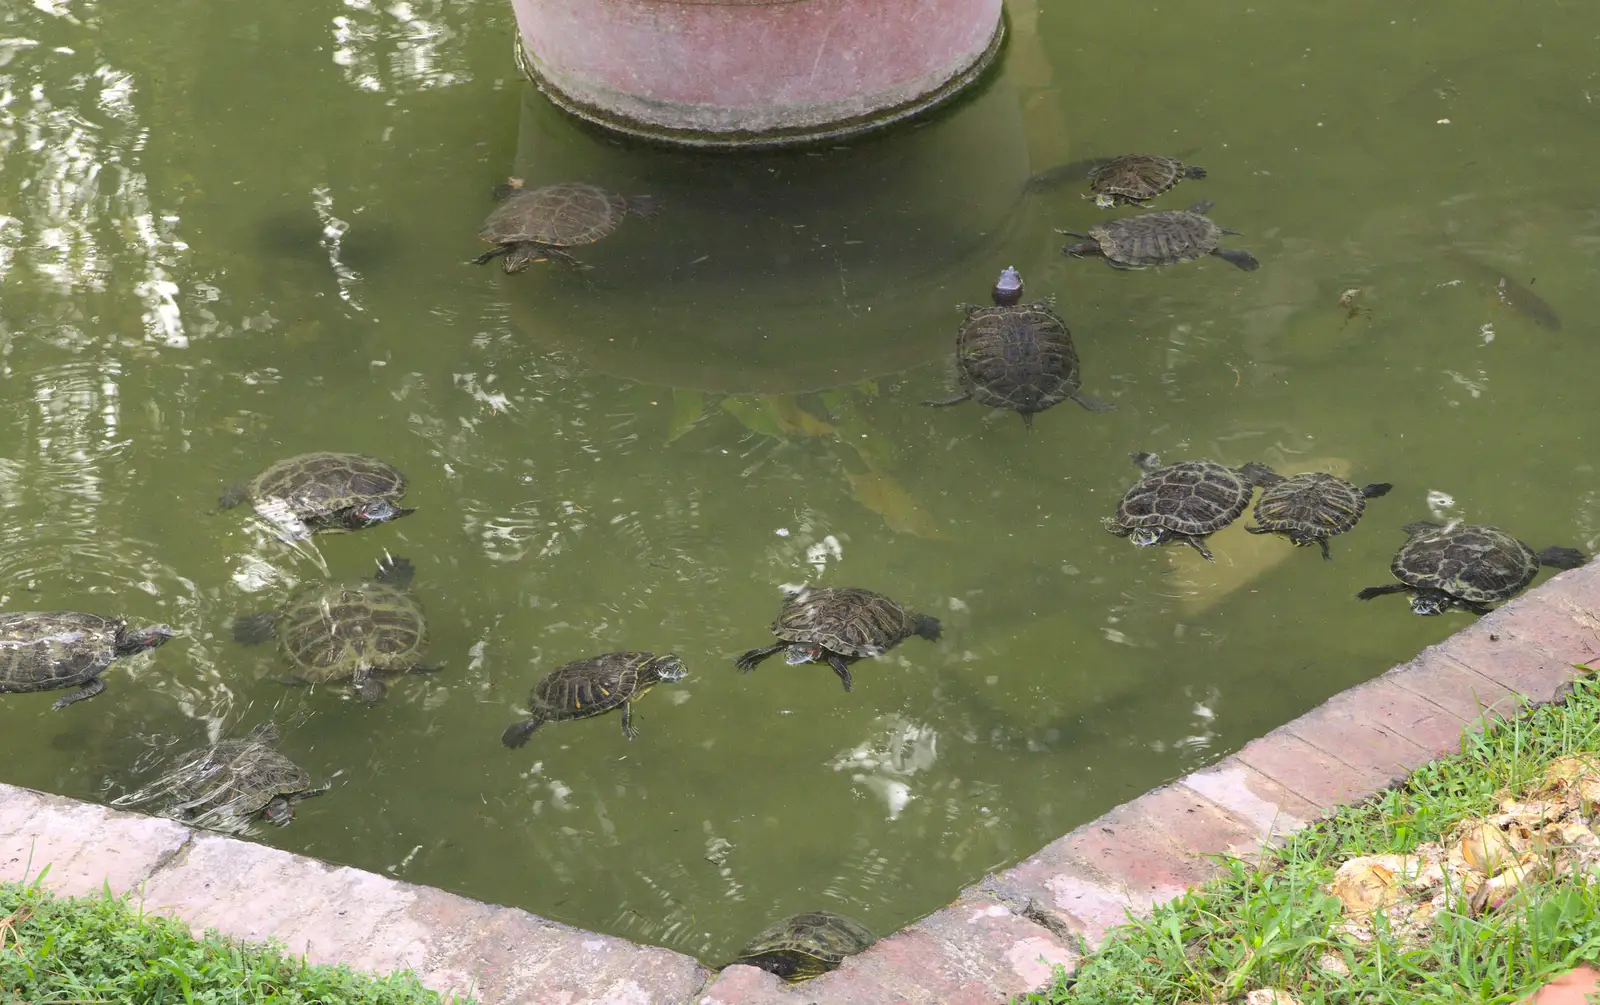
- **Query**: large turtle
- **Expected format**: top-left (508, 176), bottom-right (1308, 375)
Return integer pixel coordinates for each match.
top-left (220, 452), bottom-right (412, 538)
top-left (471, 181), bottom-right (657, 273)
top-left (735, 587), bottom-right (941, 692)
top-left (112, 721), bottom-right (328, 833)
top-left (1247, 472), bottom-right (1394, 559)
top-left (1105, 452), bottom-right (1279, 561)
top-left (1087, 154), bottom-right (1207, 207)
top-left (924, 266), bottom-right (1113, 428)
top-left (502, 652), bottom-right (687, 747)
top-left (0, 613), bottom-right (173, 709)
top-left (1357, 522), bottom-right (1585, 615)
top-left (730, 911), bottom-right (875, 982)
top-left (1062, 201), bottom-right (1259, 271)
top-left (233, 554), bottom-right (434, 702)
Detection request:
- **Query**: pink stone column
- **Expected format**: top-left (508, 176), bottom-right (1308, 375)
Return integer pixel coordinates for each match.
top-left (510, 0), bottom-right (1006, 148)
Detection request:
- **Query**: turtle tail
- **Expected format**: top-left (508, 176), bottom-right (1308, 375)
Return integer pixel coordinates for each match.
top-left (501, 717), bottom-right (544, 749)
top-left (914, 615), bottom-right (943, 642)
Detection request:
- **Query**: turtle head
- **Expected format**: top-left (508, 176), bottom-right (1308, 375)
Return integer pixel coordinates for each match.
top-left (650, 655), bottom-right (689, 682)
top-left (992, 267), bottom-right (1024, 307)
top-left (1129, 527), bottom-right (1164, 548)
top-left (118, 624), bottom-right (176, 655)
top-left (784, 644), bottom-right (825, 665)
top-left (1408, 590), bottom-right (1453, 617)
top-left (344, 498), bottom-right (414, 529)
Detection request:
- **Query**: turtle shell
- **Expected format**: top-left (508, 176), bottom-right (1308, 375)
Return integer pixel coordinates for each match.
top-left (164, 722), bottom-right (313, 826)
top-left (1390, 523), bottom-right (1540, 605)
top-left (527, 652), bottom-right (680, 723)
top-left (1088, 154), bottom-right (1202, 205)
top-left (235, 452), bottom-right (407, 525)
top-left (1089, 209), bottom-right (1223, 267)
top-left (0, 612), bottom-right (121, 693)
top-left (273, 579), bottom-right (426, 683)
top-left (1252, 472), bottom-right (1370, 540)
top-left (771, 588), bottom-right (929, 659)
top-left (478, 183), bottom-right (629, 248)
top-left (733, 911), bottom-right (875, 982)
top-left (1113, 460), bottom-right (1257, 537)
top-left (954, 299), bottom-right (1081, 417)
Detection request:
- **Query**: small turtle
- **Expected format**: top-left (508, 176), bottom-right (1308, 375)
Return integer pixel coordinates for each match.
top-left (1357, 522), bottom-right (1585, 615)
top-left (735, 587), bottom-right (941, 692)
top-left (112, 721), bottom-right (328, 833)
top-left (1087, 154), bottom-right (1207, 207)
top-left (1247, 472), bottom-right (1394, 559)
top-left (234, 554), bottom-right (435, 703)
top-left (502, 652), bottom-right (687, 746)
top-left (924, 267), bottom-right (1113, 428)
top-left (471, 181), bottom-right (657, 273)
top-left (220, 452), bottom-right (413, 538)
top-left (730, 911), bottom-right (875, 982)
top-left (0, 613), bottom-right (173, 709)
top-left (1062, 201), bottom-right (1259, 271)
top-left (1105, 452), bottom-right (1280, 561)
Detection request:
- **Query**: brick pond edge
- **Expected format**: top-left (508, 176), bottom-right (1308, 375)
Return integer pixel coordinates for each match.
top-left (5, 561), bottom-right (1600, 1004)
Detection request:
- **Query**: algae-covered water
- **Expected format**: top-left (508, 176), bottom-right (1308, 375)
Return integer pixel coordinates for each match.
top-left (1, 0), bottom-right (1597, 963)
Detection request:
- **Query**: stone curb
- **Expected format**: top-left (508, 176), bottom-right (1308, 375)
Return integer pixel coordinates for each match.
top-left (4, 562), bottom-right (1598, 1004)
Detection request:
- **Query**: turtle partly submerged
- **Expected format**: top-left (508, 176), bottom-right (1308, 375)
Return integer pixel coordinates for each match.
top-left (736, 587), bottom-right (941, 692)
top-left (1247, 472), bottom-right (1394, 559)
top-left (472, 181), bottom-right (657, 273)
top-left (112, 721), bottom-right (327, 833)
top-left (1105, 452), bottom-right (1279, 561)
top-left (730, 911), bottom-right (875, 982)
top-left (502, 651), bottom-right (687, 747)
top-left (220, 452), bottom-right (413, 538)
top-left (1062, 201), bottom-right (1259, 271)
top-left (234, 554), bottom-right (435, 702)
top-left (1087, 154), bottom-right (1207, 207)
top-left (1357, 522), bottom-right (1585, 615)
top-left (924, 266), bottom-right (1113, 427)
top-left (0, 612), bottom-right (173, 709)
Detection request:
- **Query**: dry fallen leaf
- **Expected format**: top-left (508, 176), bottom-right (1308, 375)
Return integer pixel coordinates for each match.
top-left (1316, 952), bottom-right (1351, 977)
top-left (1457, 820), bottom-right (1519, 876)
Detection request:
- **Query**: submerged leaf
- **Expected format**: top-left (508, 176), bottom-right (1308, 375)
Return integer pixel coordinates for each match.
top-left (665, 389), bottom-right (706, 443)
top-left (845, 468), bottom-right (945, 539)
top-left (761, 396), bottom-right (836, 438)
top-left (720, 396), bottom-right (787, 440)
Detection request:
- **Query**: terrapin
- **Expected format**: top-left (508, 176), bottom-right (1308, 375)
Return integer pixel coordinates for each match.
top-left (220, 451), bottom-right (413, 538)
top-left (472, 181), bottom-right (657, 273)
top-left (736, 587), bottom-right (941, 692)
top-left (1062, 201), bottom-right (1259, 271)
top-left (730, 911), bottom-right (875, 982)
top-left (111, 721), bottom-right (328, 833)
top-left (0, 612), bottom-right (173, 709)
top-left (502, 652), bottom-right (687, 747)
top-left (1247, 472), bottom-right (1394, 559)
top-left (233, 554), bottom-right (434, 702)
top-left (1105, 452), bottom-right (1279, 561)
top-left (924, 266), bottom-right (1113, 427)
top-left (1087, 154), bottom-right (1207, 207)
top-left (1357, 522), bottom-right (1585, 615)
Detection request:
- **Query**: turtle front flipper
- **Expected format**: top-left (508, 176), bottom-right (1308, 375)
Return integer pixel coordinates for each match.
top-left (218, 482), bottom-right (250, 509)
top-left (824, 653), bottom-right (854, 693)
top-left (735, 644), bottom-right (785, 672)
top-left (51, 676), bottom-right (106, 710)
top-left (351, 676), bottom-right (388, 705)
top-left (472, 244), bottom-right (511, 266)
top-left (1355, 584), bottom-right (1411, 601)
top-left (1059, 235), bottom-right (1103, 260)
top-left (502, 716), bottom-right (545, 748)
top-left (923, 392), bottom-right (973, 408)
top-left (1360, 482), bottom-right (1395, 499)
top-left (233, 612), bottom-right (280, 645)
top-left (620, 700), bottom-right (639, 740)
top-left (1210, 248), bottom-right (1260, 272)
top-left (1068, 390), bottom-right (1115, 413)
top-left (1315, 537), bottom-right (1332, 561)
top-left (1180, 534), bottom-right (1215, 561)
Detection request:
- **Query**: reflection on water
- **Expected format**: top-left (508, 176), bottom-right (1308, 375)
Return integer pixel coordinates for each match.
top-left (0, 0), bottom-right (1597, 966)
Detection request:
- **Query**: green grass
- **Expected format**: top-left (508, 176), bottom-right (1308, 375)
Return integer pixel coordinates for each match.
top-left (0, 876), bottom-right (471, 1005)
top-left (1020, 674), bottom-right (1600, 1005)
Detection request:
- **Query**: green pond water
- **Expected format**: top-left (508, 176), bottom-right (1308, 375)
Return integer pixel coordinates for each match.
top-left (1, 0), bottom-right (1598, 964)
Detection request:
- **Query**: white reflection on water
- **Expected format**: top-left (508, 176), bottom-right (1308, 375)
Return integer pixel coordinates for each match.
top-left (830, 714), bottom-right (938, 821)
top-left (331, 0), bottom-right (467, 94)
